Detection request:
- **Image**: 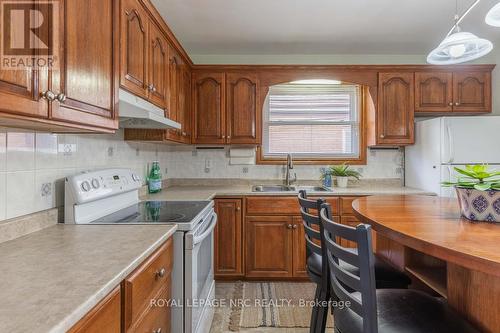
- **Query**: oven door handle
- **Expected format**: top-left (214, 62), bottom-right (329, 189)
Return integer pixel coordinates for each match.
top-left (192, 213), bottom-right (217, 246)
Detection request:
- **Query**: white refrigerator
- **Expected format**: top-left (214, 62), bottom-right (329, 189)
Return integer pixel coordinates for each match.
top-left (405, 116), bottom-right (500, 197)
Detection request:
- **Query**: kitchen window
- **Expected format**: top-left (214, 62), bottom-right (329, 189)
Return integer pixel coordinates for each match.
top-left (259, 80), bottom-right (365, 164)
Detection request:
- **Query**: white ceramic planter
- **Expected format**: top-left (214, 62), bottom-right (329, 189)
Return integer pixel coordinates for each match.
top-left (455, 187), bottom-right (500, 223)
top-left (336, 176), bottom-right (349, 188)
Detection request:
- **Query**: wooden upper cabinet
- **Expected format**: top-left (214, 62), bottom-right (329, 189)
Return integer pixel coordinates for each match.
top-left (50, 0), bottom-right (118, 131)
top-left (226, 73), bottom-right (259, 144)
top-left (120, 0), bottom-right (149, 98)
top-left (179, 65), bottom-right (192, 143)
top-left (215, 199), bottom-right (243, 277)
top-left (147, 22), bottom-right (169, 109)
top-left (453, 71), bottom-right (491, 113)
top-left (377, 72), bottom-right (415, 145)
top-left (415, 72), bottom-right (453, 113)
top-left (193, 72), bottom-right (226, 144)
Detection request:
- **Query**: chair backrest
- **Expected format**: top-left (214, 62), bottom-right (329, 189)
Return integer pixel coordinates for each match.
top-left (297, 190), bottom-right (328, 280)
top-left (320, 203), bottom-right (378, 333)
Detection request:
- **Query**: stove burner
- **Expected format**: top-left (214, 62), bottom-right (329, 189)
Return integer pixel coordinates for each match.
top-left (163, 213), bottom-right (187, 222)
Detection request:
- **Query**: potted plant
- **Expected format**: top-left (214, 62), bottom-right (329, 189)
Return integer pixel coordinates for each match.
top-left (442, 165), bottom-right (500, 222)
top-left (327, 163), bottom-right (362, 188)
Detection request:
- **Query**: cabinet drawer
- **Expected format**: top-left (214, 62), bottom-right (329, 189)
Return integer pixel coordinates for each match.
top-left (246, 196), bottom-right (339, 215)
top-left (68, 287), bottom-right (121, 333)
top-left (130, 282), bottom-right (171, 333)
top-left (124, 238), bottom-right (173, 327)
top-left (340, 196), bottom-right (364, 215)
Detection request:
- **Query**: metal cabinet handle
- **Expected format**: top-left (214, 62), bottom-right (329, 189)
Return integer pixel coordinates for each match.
top-left (41, 90), bottom-right (56, 101)
top-left (293, 224), bottom-right (298, 229)
top-left (155, 268), bottom-right (166, 279)
top-left (448, 102), bottom-right (453, 106)
top-left (222, 135), bottom-right (226, 139)
top-left (56, 93), bottom-right (66, 103)
top-left (182, 132), bottom-right (187, 137)
top-left (380, 134), bottom-right (385, 139)
top-left (152, 328), bottom-right (162, 333)
top-left (455, 102), bottom-right (460, 106)
top-left (236, 206), bottom-right (241, 211)
top-left (287, 224), bottom-right (293, 229)
top-left (227, 136), bottom-right (231, 139)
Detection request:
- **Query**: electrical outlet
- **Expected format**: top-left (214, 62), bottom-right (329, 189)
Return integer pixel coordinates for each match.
top-left (204, 167), bottom-right (210, 174)
top-left (41, 183), bottom-right (51, 197)
top-left (107, 147), bottom-right (114, 157)
top-left (205, 159), bottom-right (212, 169)
top-left (242, 167), bottom-right (249, 174)
top-left (136, 148), bottom-right (140, 157)
top-left (164, 167), bottom-right (168, 175)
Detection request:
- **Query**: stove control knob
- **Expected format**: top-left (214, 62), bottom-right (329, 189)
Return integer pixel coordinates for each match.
top-left (81, 181), bottom-right (91, 192)
top-left (91, 178), bottom-right (100, 189)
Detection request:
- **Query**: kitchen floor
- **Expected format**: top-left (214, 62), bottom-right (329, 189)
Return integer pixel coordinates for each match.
top-left (209, 282), bottom-right (309, 333)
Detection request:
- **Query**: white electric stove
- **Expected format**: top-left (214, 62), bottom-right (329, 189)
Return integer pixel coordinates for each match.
top-left (64, 168), bottom-right (216, 333)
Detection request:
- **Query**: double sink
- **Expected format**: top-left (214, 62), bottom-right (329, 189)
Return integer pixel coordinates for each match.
top-left (252, 185), bottom-right (330, 193)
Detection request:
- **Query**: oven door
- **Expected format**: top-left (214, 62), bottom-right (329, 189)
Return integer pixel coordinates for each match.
top-left (184, 209), bottom-right (217, 333)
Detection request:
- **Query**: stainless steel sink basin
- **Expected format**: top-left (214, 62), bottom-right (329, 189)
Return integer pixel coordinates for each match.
top-left (296, 186), bottom-right (331, 192)
top-left (252, 185), bottom-right (296, 192)
top-left (251, 185), bottom-right (331, 192)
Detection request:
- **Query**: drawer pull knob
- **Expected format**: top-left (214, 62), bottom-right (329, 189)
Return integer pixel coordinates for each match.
top-left (153, 328), bottom-right (162, 333)
top-left (156, 268), bottom-right (166, 279)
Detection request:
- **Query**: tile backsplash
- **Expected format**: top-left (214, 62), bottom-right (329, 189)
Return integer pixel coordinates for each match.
top-left (0, 128), bottom-right (403, 221)
top-left (0, 129), bottom-right (169, 221)
top-left (161, 145), bottom-right (404, 181)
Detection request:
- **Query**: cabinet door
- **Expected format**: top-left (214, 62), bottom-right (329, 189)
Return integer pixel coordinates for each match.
top-left (68, 287), bottom-right (121, 333)
top-left (193, 72), bottom-right (225, 144)
top-left (0, 68), bottom-right (48, 120)
top-left (415, 72), bottom-right (453, 113)
top-left (292, 217), bottom-right (308, 278)
top-left (215, 199), bottom-right (243, 277)
top-left (377, 73), bottom-right (415, 145)
top-left (51, 0), bottom-right (118, 131)
top-left (226, 73), bottom-right (259, 144)
top-left (245, 216), bottom-right (293, 278)
top-left (165, 47), bottom-right (182, 142)
top-left (120, 0), bottom-right (148, 98)
top-left (147, 22), bottom-right (168, 109)
top-left (179, 65), bottom-right (192, 143)
top-left (0, 1), bottom-right (48, 120)
top-left (453, 72), bottom-right (491, 113)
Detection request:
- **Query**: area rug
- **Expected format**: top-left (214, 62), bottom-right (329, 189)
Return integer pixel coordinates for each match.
top-left (228, 282), bottom-right (334, 330)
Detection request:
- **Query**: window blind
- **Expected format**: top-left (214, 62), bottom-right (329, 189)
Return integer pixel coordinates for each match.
top-left (263, 84), bottom-right (360, 158)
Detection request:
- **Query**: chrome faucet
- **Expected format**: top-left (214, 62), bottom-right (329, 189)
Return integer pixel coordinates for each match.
top-left (284, 154), bottom-right (297, 187)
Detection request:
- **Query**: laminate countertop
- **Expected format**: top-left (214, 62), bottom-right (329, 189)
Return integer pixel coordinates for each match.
top-left (0, 224), bottom-right (177, 333)
top-left (142, 182), bottom-right (435, 201)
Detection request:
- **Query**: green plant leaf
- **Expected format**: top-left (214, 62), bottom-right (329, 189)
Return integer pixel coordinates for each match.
top-left (454, 167), bottom-right (478, 178)
top-left (474, 183), bottom-right (492, 191)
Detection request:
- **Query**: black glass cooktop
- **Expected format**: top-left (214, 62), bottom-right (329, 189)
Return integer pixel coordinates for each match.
top-left (91, 201), bottom-right (212, 224)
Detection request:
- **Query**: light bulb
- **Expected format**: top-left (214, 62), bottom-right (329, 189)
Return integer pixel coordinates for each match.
top-left (449, 44), bottom-right (466, 58)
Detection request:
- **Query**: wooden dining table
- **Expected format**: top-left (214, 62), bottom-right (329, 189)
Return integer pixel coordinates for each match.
top-left (352, 195), bottom-right (500, 333)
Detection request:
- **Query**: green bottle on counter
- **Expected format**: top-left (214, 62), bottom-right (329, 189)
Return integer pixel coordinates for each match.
top-left (148, 161), bottom-right (162, 194)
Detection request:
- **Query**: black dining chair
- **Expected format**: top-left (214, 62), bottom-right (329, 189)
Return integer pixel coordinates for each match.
top-left (298, 191), bottom-right (411, 333)
top-left (319, 202), bottom-right (480, 333)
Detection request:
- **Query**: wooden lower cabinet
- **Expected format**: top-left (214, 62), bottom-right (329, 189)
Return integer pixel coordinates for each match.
top-left (215, 199), bottom-right (243, 278)
top-left (245, 216), bottom-right (294, 278)
top-left (292, 216), bottom-right (308, 278)
top-left (68, 287), bottom-right (121, 333)
top-left (245, 215), bottom-right (307, 279)
top-left (123, 238), bottom-right (173, 331)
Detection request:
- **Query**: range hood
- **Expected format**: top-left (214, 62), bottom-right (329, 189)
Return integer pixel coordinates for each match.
top-left (118, 89), bottom-right (181, 129)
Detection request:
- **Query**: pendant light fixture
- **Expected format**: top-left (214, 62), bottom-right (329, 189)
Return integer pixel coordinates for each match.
top-left (427, 0), bottom-right (493, 65)
top-left (486, 2), bottom-right (500, 27)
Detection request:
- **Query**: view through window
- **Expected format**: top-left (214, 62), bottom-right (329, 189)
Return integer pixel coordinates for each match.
top-left (262, 80), bottom-right (361, 160)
